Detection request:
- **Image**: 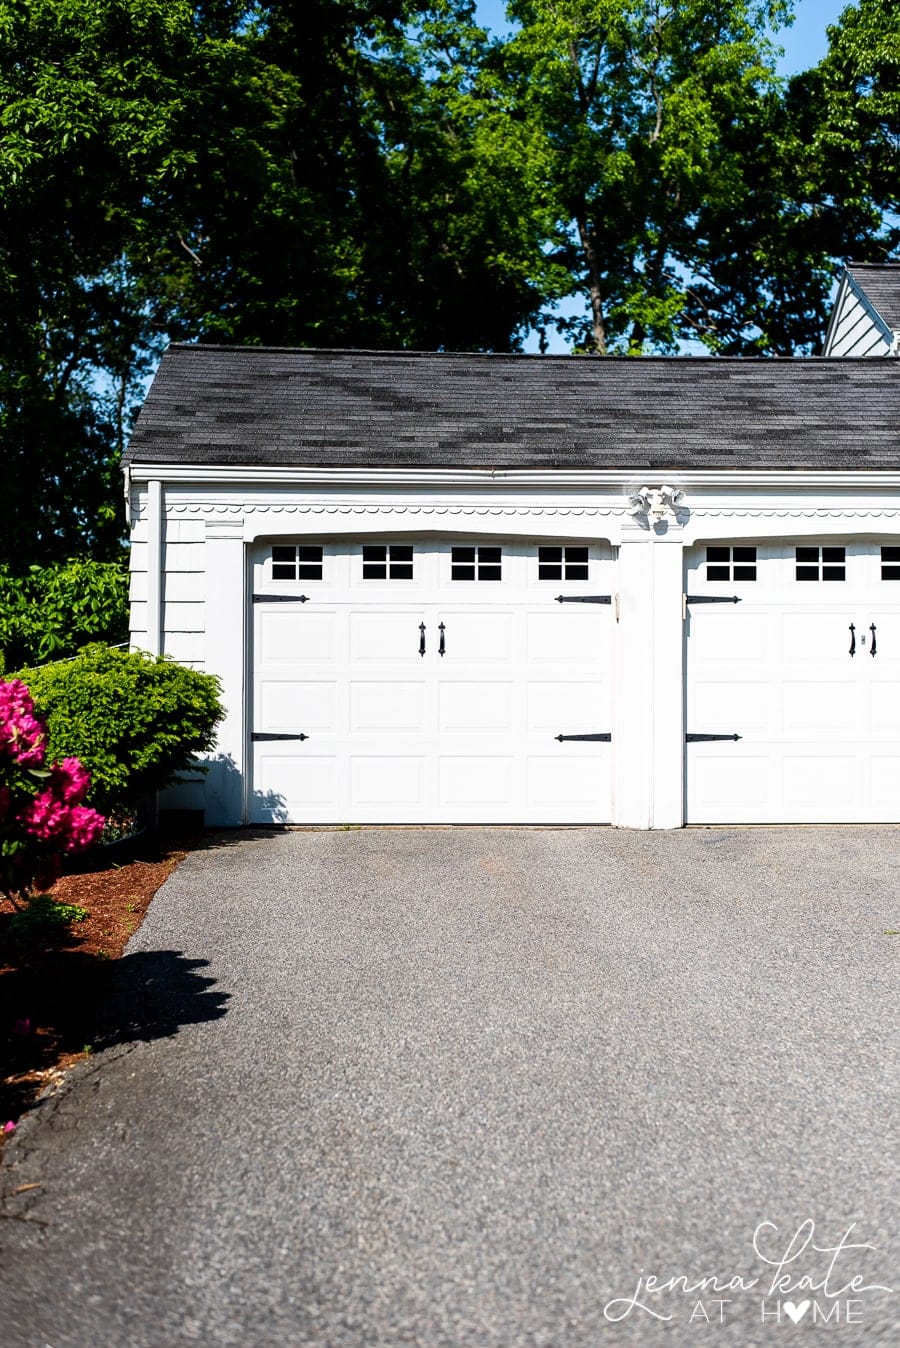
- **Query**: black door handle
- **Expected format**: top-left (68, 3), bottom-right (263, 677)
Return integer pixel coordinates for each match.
top-left (870, 623), bottom-right (877, 657)
top-left (849, 623), bottom-right (856, 657)
top-left (419, 622), bottom-right (426, 657)
top-left (438, 622), bottom-right (446, 657)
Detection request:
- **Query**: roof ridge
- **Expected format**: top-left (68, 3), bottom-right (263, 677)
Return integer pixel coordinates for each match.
top-left (163, 343), bottom-right (898, 364)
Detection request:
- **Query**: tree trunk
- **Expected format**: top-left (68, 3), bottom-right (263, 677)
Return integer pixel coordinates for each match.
top-left (576, 215), bottom-right (607, 354)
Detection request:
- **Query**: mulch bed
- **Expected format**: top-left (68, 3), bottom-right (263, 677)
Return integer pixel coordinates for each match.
top-left (0, 837), bottom-right (197, 1150)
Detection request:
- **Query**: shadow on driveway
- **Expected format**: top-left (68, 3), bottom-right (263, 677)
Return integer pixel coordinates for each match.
top-left (92, 949), bottom-right (230, 1050)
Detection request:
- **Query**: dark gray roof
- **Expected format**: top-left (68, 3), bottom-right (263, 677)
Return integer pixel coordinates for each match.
top-left (847, 264), bottom-right (900, 333)
top-left (125, 345), bottom-right (900, 472)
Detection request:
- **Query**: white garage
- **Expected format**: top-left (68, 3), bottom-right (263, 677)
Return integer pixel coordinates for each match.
top-left (123, 291), bottom-right (900, 828)
top-left (685, 541), bottom-right (900, 824)
top-left (250, 538), bottom-right (614, 823)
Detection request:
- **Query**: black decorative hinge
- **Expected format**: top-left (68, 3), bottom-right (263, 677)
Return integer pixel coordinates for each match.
top-left (685, 595), bottom-right (742, 604)
top-left (555, 594), bottom-right (612, 604)
top-left (251, 732), bottom-right (309, 741)
top-left (555, 732), bottom-right (612, 742)
top-left (252, 594), bottom-right (310, 603)
top-left (685, 733), bottom-right (741, 742)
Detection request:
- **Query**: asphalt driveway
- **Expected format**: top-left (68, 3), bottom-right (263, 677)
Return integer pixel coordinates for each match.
top-left (1, 826), bottom-right (897, 1347)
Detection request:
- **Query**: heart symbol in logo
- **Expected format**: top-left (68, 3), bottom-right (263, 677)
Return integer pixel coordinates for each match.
top-left (783, 1300), bottom-right (811, 1324)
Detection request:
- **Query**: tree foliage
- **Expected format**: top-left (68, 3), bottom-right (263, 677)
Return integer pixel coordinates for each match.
top-left (1, 0), bottom-right (899, 567)
top-left (0, 558), bottom-right (129, 672)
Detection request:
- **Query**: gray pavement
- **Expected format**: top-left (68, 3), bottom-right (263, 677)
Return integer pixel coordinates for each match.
top-left (0, 825), bottom-right (897, 1347)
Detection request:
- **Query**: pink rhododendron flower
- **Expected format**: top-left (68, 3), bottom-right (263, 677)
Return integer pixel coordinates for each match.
top-left (64, 805), bottom-right (105, 852)
top-left (19, 792), bottom-right (104, 851)
top-left (0, 680), bottom-right (46, 767)
top-left (50, 758), bottom-right (91, 805)
top-left (1, 678), bottom-right (103, 900)
top-left (20, 788), bottom-right (67, 841)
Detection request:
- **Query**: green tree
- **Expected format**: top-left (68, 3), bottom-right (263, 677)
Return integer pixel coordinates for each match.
top-left (0, 558), bottom-right (129, 671)
top-left (135, 1), bottom-right (550, 351)
top-left (476, 0), bottom-right (799, 353)
top-left (0, 0), bottom-right (199, 565)
top-left (795, 0), bottom-right (899, 242)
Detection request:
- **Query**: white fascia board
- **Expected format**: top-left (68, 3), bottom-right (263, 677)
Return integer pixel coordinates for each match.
top-left (822, 272), bottom-right (850, 355)
top-left (126, 462), bottom-right (900, 492)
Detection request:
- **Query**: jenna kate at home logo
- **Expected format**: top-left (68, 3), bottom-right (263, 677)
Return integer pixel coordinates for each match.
top-left (603, 1220), bottom-right (894, 1327)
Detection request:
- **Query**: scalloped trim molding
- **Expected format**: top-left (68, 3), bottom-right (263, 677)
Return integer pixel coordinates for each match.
top-left (166, 503), bottom-right (619, 517)
top-left (135, 500), bottom-right (900, 524)
top-left (691, 507), bottom-right (900, 518)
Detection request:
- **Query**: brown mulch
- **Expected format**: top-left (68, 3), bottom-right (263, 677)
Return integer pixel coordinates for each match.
top-left (0, 838), bottom-right (197, 1149)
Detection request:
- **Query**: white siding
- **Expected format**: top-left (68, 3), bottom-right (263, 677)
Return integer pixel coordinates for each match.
top-left (161, 520), bottom-right (206, 667)
top-left (824, 284), bottom-right (893, 356)
top-left (128, 511), bottom-right (151, 651)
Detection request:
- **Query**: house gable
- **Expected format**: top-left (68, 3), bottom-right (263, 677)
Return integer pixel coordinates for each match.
top-left (823, 263), bottom-right (900, 357)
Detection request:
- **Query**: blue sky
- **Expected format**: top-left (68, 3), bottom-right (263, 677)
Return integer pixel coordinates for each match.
top-left (473, 1), bottom-right (854, 75)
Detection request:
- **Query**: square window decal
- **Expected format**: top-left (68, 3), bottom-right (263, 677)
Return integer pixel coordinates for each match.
top-left (363, 544), bottom-right (414, 580)
top-left (538, 546), bottom-right (590, 581)
top-left (794, 545), bottom-right (845, 583)
top-left (882, 546), bottom-right (900, 580)
top-left (271, 544), bottom-right (323, 581)
top-left (452, 545), bottom-right (502, 581)
top-left (705, 546), bottom-right (756, 582)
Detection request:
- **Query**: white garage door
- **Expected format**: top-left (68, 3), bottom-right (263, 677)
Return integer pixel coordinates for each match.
top-left (250, 538), bottom-right (614, 823)
top-left (685, 541), bottom-right (900, 823)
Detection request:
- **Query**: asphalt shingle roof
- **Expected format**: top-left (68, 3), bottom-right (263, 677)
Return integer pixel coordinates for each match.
top-left (125, 345), bottom-right (900, 472)
top-left (847, 263), bottom-right (900, 333)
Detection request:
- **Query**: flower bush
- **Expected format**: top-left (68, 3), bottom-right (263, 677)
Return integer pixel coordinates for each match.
top-left (0, 678), bottom-right (104, 903)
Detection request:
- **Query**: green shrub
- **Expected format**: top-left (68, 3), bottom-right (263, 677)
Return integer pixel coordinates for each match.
top-left (0, 895), bottom-right (88, 958)
top-left (0, 558), bottom-right (129, 671)
top-left (17, 645), bottom-right (224, 814)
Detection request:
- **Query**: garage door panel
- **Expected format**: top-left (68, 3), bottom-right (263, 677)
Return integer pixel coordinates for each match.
top-left (526, 753), bottom-right (609, 810)
top-left (870, 754), bottom-right (900, 807)
top-left (526, 611), bottom-right (604, 662)
top-left (781, 681), bottom-right (858, 734)
top-left (440, 611), bottom-right (516, 662)
top-left (439, 681), bottom-right (516, 732)
top-left (691, 679), bottom-right (769, 732)
top-left (869, 682), bottom-right (900, 732)
top-left (349, 682), bottom-right (426, 732)
top-left (260, 680), bottom-right (336, 733)
top-left (350, 756), bottom-right (426, 806)
top-left (689, 611), bottom-right (769, 664)
top-left (252, 750), bottom-right (335, 813)
top-left (691, 753), bottom-right (771, 813)
top-left (782, 753), bottom-right (857, 807)
top-left (349, 611), bottom-right (422, 662)
top-left (782, 611), bottom-right (853, 663)
top-left (527, 681), bottom-right (604, 732)
top-left (439, 756), bottom-right (514, 806)
top-left (259, 610), bottom-right (335, 663)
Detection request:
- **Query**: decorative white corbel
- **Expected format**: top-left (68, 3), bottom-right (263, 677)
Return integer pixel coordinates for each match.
top-left (628, 484), bottom-right (685, 522)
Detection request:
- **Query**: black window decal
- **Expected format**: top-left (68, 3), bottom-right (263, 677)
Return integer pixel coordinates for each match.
top-left (363, 543), bottom-right (414, 580)
top-left (272, 544), bottom-right (323, 581)
top-left (538, 546), bottom-right (589, 581)
top-left (796, 545), bottom-right (845, 582)
top-left (706, 546), bottom-right (756, 583)
top-left (881, 546), bottom-right (900, 581)
top-left (452, 545), bottom-right (501, 581)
